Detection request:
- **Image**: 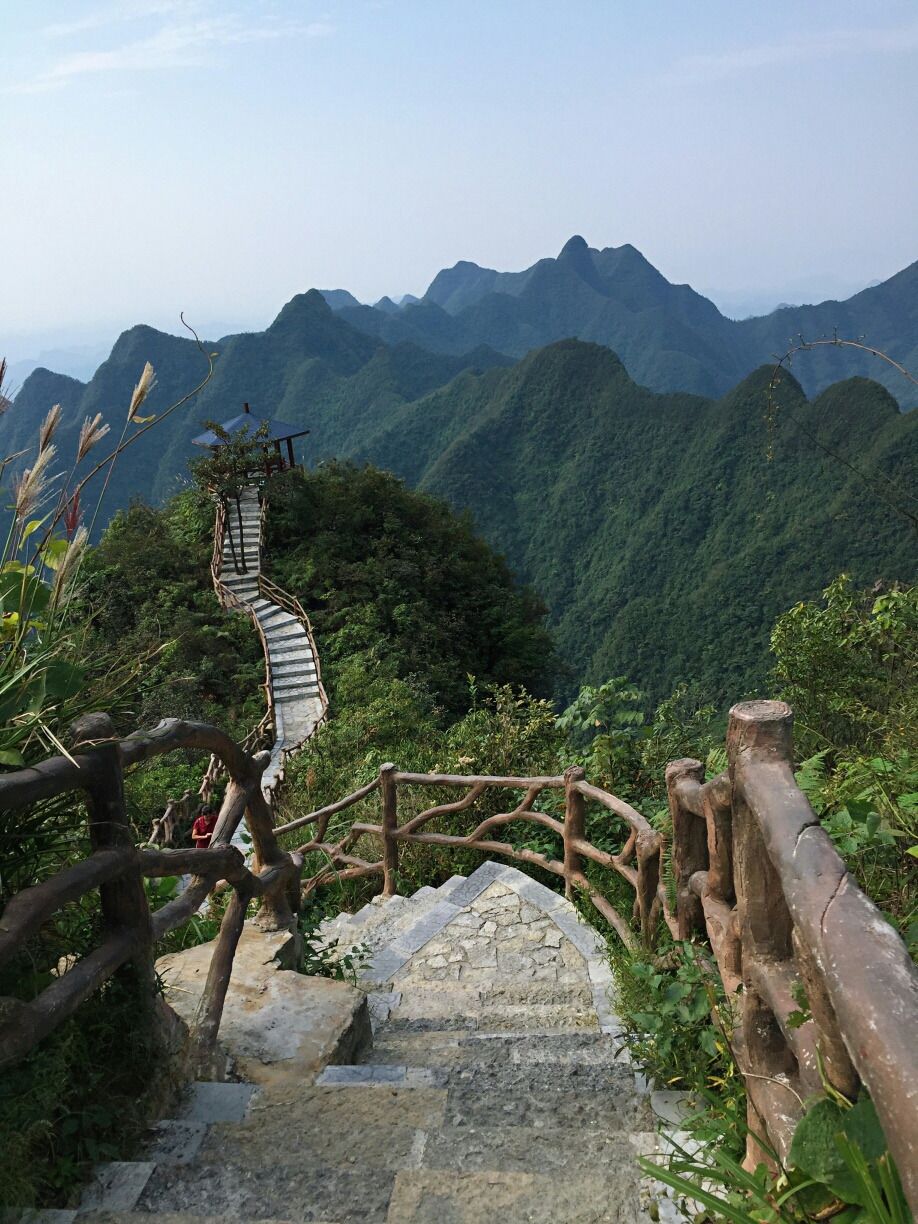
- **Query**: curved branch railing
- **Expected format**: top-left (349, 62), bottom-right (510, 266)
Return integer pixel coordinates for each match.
top-left (275, 764), bottom-right (667, 952)
top-left (0, 712), bottom-right (301, 1077)
top-left (278, 700), bottom-right (918, 1211)
top-left (3, 700), bottom-right (917, 1210)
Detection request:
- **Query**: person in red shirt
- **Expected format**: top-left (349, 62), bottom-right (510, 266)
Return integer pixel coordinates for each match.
top-left (192, 806), bottom-right (218, 849)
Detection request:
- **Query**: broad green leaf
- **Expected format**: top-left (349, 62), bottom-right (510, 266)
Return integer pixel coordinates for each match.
top-left (789, 1099), bottom-right (862, 1204)
top-left (39, 537), bottom-right (69, 570)
top-left (44, 660), bottom-right (86, 701)
top-left (844, 1093), bottom-right (888, 1162)
top-left (26, 674), bottom-right (47, 716)
top-left (0, 748), bottom-right (25, 767)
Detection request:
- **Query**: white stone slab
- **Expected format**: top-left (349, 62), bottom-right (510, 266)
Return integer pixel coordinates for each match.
top-left (78, 1162), bottom-right (155, 1212)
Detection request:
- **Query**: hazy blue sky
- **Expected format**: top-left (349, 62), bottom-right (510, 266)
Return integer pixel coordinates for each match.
top-left (3, 0), bottom-right (917, 349)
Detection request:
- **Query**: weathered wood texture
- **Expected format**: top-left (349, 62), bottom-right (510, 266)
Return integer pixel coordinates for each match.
top-left (296, 764), bottom-right (666, 953)
top-left (3, 698), bottom-right (918, 1210)
top-left (667, 700), bottom-right (918, 1212)
top-left (0, 715), bottom-right (301, 1074)
top-left (294, 702), bottom-right (918, 1211)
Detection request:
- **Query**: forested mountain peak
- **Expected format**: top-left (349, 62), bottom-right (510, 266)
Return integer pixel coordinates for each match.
top-left (330, 239), bottom-right (917, 407)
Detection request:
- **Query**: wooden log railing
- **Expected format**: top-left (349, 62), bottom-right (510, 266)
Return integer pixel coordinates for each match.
top-left (666, 700), bottom-right (918, 1209)
top-left (274, 764), bottom-right (667, 952)
top-left (3, 699), bottom-right (917, 1209)
top-left (277, 699), bottom-right (918, 1213)
top-left (0, 712), bottom-right (302, 1078)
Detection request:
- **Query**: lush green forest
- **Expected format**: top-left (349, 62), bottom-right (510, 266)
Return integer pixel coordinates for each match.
top-left (353, 345), bottom-right (918, 703)
top-left (9, 302), bottom-right (917, 706)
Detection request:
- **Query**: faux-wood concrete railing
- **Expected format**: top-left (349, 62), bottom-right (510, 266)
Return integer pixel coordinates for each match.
top-left (666, 700), bottom-right (918, 1211)
top-left (274, 765), bottom-right (668, 952)
top-left (276, 699), bottom-right (918, 1214)
top-left (0, 713), bottom-right (302, 1077)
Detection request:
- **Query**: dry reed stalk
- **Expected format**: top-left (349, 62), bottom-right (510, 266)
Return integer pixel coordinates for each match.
top-left (77, 413), bottom-right (110, 463)
top-left (12, 444), bottom-right (56, 521)
top-left (38, 404), bottom-right (61, 453)
top-left (128, 362), bottom-right (156, 420)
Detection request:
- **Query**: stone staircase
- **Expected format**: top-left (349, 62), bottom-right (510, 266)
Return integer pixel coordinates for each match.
top-left (215, 484), bottom-right (324, 795)
top-left (71, 863), bottom-right (667, 1224)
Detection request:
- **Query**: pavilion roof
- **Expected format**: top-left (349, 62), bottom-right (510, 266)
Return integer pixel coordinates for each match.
top-left (192, 410), bottom-right (310, 448)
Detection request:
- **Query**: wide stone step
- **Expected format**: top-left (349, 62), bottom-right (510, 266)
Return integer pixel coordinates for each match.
top-left (271, 661), bottom-right (317, 678)
top-left (271, 667), bottom-right (317, 684)
top-left (274, 686), bottom-right (320, 701)
top-left (263, 622), bottom-right (304, 641)
top-left (268, 641), bottom-right (314, 659)
top-left (257, 609), bottom-right (296, 628)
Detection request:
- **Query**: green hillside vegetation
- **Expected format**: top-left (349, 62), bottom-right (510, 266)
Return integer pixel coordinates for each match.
top-left (6, 295), bottom-right (918, 707)
top-left (263, 462), bottom-right (558, 719)
top-left (2, 292), bottom-right (512, 534)
top-left (0, 467), bottom-right (557, 1207)
top-left (345, 343), bottom-right (918, 703)
top-left (337, 236), bottom-right (918, 406)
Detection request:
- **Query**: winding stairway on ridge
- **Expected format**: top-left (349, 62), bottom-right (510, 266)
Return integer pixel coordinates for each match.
top-left (214, 484), bottom-right (325, 795)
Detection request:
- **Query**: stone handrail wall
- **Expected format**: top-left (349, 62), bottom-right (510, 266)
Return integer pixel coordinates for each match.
top-left (0, 714), bottom-right (301, 1077)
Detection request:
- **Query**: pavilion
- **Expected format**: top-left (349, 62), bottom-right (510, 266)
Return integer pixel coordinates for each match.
top-left (192, 402), bottom-right (310, 476)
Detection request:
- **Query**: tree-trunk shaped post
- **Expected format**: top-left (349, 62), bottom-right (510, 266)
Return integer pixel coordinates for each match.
top-left (70, 713), bottom-right (154, 988)
top-left (380, 763), bottom-right (399, 897)
top-left (727, 700), bottom-right (802, 1169)
top-left (634, 828), bottom-right (663, 947)
top-left (563, 766), bottom-right (586, 899)
top-left (666, 758), bottom-right (708, 939)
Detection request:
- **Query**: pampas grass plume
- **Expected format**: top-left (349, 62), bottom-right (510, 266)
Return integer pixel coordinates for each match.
top-left (12, 444), bottom-right (56, 521)
top-left (77, 413), bottom-right (110, 462)
top-left (39, 404), bottom-right (61, 453)
top-left (128, 362), bottom-right (156, 421)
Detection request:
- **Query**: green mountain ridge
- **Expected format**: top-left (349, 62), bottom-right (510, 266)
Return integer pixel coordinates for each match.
top-left (347, 342), bottom-right (918, 701)
top-left (6, 287), bottom-right (918, 705)
top-left (5, 292), bottom-right (513, 526)
top-left (332, 236), bottom-right (918, 407)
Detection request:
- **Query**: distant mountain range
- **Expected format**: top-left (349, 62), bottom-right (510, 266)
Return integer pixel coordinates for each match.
top-left (340, 344), bottom-right (918, 701)
top-left (5, 292), bottom-right (512, 532)
top-left (324, 236), bottom-right (918, 407)
top-left (5, 237), bottom-right (918, 698)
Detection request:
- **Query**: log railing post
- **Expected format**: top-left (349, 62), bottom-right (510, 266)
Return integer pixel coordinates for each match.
top-left (188, 884), bottom-right (250, 1079)
top-left (245, 755), bottom-right (298, 932)
top-left (70, 713), bottom-right (153, 986)
top-left (727, 700), bottom-right (807, 1169)
top-left (635, 829), bottom-right (662, 948)
top-left (563, 766), bottom-right (586, 900)
top-left (380, 763), bottom-right (398, 897)
top-left (666, 758), bottom-right (708, 940)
